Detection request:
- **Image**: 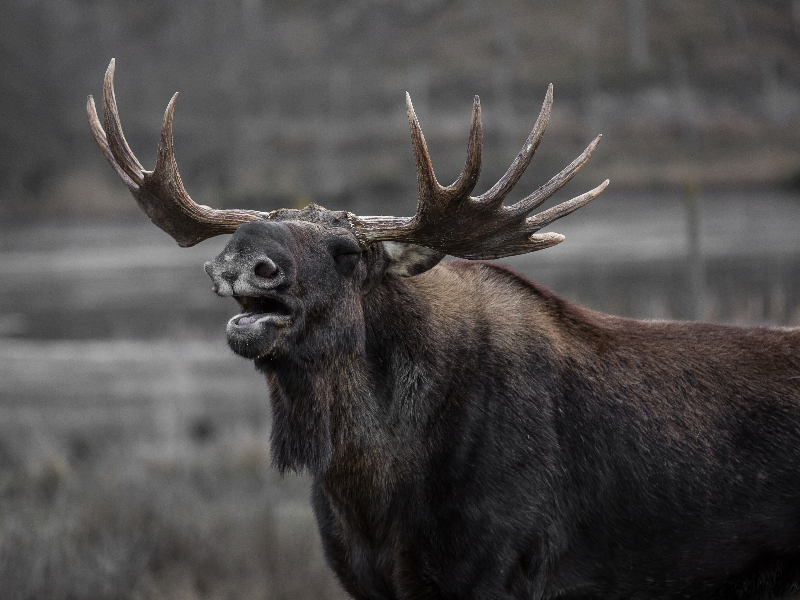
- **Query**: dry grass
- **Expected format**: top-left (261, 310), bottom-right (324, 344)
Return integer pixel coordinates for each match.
top-left (0, 433), bottom-right (347, 600)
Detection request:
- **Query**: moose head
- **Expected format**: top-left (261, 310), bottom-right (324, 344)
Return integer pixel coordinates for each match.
top-left (88, 59), bottom-right (607, 366)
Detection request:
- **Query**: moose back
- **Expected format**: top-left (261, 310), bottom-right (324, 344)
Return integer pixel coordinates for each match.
top-left (89, 60), bottom-right (800, 600)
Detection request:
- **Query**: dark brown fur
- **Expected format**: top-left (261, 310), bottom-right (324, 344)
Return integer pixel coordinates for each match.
top-left (206, 219), bottom-right (800, 599)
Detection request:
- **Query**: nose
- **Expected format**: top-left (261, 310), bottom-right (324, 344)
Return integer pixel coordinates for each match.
top-left (204, 254), bottom-right (283, 297)
top-left (253, 258), bottom-right (278, 279)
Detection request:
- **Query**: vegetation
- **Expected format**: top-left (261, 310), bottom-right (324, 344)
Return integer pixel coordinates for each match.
top-left (0, 431), bottom-right (347, 600)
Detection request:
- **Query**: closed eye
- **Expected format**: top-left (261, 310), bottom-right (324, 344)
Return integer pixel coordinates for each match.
top-left (334, 250), bottom-right (361, 262)
top-left (328, 235), bottom-right (362, 259)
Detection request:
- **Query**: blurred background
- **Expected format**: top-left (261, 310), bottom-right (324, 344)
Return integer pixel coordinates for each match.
top-left (1, 0), bottom-right (800, 597)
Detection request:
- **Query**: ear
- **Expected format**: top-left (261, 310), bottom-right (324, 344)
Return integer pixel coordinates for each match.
top-left (383, 241), bottom-right (445, 277)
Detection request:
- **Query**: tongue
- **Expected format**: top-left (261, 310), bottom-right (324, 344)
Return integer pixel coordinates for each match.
top-left (237, 314), bottom-right (262, 326)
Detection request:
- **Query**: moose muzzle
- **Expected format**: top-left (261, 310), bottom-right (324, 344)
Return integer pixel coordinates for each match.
top-left (204, 221), bottom-right (297, 297)
top-left (203, 221), bottom-right (298, 359)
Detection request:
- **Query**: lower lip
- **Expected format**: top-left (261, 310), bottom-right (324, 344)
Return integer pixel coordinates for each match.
top-left (236, 314), bottom-right (263, 326)
top-left (230, 313), bottom-right (291, 328)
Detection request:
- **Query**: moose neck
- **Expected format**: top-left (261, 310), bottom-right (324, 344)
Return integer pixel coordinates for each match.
top-left (259, 348), bottom-right (369, 477)
top-left (254, 271), bottom-right (440, 481)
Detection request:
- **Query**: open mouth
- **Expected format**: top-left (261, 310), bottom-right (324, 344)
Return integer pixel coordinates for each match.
top-left (231, 295), bottom-right (292, 327)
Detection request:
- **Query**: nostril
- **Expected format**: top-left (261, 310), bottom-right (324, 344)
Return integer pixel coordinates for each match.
top-left (254, 260), bottom-right (278, 278)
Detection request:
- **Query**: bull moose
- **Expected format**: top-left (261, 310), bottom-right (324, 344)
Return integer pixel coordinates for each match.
top-left (88, 60), bottom-right (800, 599)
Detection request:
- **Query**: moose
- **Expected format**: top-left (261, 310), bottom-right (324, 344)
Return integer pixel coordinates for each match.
top-left (89, 60), bottom-right (800, 599)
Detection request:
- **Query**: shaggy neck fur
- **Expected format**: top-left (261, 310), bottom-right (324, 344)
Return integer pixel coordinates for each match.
top-left (261, 351), bottom-right (369, 476)
top-left (255, 271), bottom-right (436, 480)
top-left (255, 280), bottom-right (375, 476)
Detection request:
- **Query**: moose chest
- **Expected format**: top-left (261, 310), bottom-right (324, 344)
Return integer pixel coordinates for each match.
top-left (312, 451), bottom-right (557, 600)
top-left (306, 355), bottom-right (566, 599)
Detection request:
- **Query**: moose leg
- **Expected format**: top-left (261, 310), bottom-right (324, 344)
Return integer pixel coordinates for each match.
top-left (311, 481), bottom-right (398, 600)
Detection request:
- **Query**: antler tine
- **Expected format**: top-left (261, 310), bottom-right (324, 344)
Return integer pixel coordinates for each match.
top-left (474, 83), bottom-right (552, 206)
top-left (143, 92), bottom-right (210, 225)
top-left (447, 95), bottom-right (482, 199)
top-left (101, 59), bottom-right (145, 184)
top-left (87, 95), bottom-right (138, 190)
top-left (406, 93), bottom-right (442, 205)
top-left (89, 60), bottom-right (268, 247)
top-left (527, 179), bottom-right (610, 230)
top-left (153, 92), bottom-right (181, 177)
top-left (508, 134), bottom-right (602, 217)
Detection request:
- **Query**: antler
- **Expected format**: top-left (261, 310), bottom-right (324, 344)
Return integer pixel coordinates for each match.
top-left (350, 86), bottom-right (609, 259)
top-left (87, 59), bottom-right (268, 247)
top-left (89, 61), bottom-right (606, 257)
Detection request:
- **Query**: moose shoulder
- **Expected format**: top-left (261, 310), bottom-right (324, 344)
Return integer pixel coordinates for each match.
top-left (89, 60), bottom-right (800, 600)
